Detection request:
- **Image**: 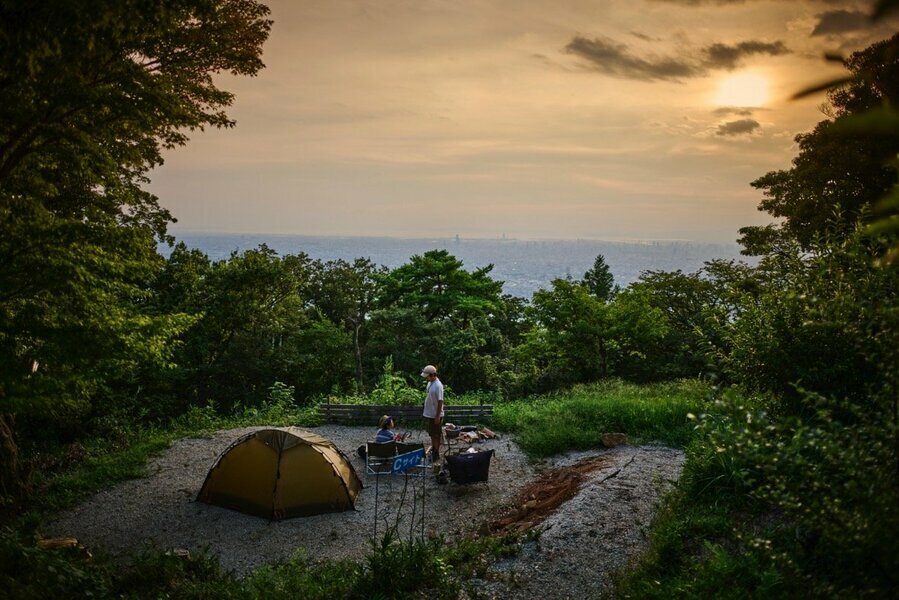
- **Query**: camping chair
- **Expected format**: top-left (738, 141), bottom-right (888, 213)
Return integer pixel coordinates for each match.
top-left (365, 441), bottom-right (427, 477)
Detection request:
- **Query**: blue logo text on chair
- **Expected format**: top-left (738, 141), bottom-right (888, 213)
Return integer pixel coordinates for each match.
top-left (392, 448), bottom-right (425, 474)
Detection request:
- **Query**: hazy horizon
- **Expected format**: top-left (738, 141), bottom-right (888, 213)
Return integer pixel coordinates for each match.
top-left (167, 226), bottom-right (746, 246)
top-left (165, 230), bottom-right (752, 297)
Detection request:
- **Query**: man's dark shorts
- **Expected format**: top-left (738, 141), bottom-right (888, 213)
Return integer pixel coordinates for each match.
top-left (425, 417), bottom-right (441, 437)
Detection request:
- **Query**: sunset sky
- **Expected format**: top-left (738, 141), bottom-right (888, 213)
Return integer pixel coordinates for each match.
top-left (148, 0), bottom-right (896, 243)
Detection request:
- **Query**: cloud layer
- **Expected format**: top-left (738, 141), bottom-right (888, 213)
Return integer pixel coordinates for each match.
top-left (713, 107), bottom-right (755, 116)
top-left (704, 40), bottom-right (788, 69)
top-left (564, 36), bottom-right (700, 80)
top-left (648, 0), bottom-right (849, 5)
top-left (564, 35), bottom-right (789, 81)
top-left (146, 0), bottom-right (858, 243)
top-left (648, 0), bottom-right (754, 5)
top-left (716, 118), bottom-right (761, 136)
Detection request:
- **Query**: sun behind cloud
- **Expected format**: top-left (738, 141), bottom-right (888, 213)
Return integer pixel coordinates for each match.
top-left (714, 71), bottom-right (770, 108)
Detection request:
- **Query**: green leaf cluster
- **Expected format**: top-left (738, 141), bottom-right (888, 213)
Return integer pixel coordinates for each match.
top-left (618, 30), bottom-right (899, 598)
top-left (0, 0), bottom-right (272, 501)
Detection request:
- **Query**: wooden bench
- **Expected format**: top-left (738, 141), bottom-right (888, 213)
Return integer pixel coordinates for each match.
top-left (318, 403), bottom-right (493, 425)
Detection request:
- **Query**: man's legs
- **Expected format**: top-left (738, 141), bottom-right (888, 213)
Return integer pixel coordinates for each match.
top-left (431, 432), bottom-right (441, 460)
top-left (427, 418), bottom-right (441, 460)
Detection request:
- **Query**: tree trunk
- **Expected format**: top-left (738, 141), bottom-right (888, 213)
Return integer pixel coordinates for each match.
top-left (0, 413), bottom-right (30, 506)
top-left (598, 338), bottom-right (608, 378)
top-left (353, 321), bottom-right (365, 392)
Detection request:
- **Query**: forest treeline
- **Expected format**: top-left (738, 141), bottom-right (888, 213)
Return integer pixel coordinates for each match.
top-left (1, 1), bottom-right (898, 596)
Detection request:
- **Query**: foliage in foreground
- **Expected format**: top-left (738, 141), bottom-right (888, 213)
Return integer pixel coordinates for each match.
top-left (0, 526), bottom-right (521, 600)
top-left (614, 32), bottom-right (899, 597)
top-left (616, 233), bottom-right (897, 596)
top-left (617, 386), bottom-right (899, 598)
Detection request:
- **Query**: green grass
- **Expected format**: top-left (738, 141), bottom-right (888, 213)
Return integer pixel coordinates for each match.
top-left (36, 434), bottom-right (171, 515)
top-left (6, 379), bottom-right (710, 598)
top-left (614, 385), bottom-right (899, 598)
top-left (494, 379), bottom-right (711, 458)
top-left (612, 479), bottom-right (800, 599)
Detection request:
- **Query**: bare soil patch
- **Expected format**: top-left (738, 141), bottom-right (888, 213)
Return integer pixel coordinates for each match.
top-left (485, 455), bottom-right (611, 536)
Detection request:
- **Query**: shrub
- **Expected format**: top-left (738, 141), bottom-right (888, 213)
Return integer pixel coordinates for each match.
top-left (368, 357), bottom-right (423, 407)
top-left (351, 531), bottom-right (457, 600)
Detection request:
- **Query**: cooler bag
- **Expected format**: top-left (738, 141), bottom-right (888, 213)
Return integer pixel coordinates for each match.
top-left (445, 449), bottom-right (493, 484)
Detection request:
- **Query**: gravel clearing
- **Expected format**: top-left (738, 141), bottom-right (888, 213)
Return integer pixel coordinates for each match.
top-left (43, 425), bottom-right (531, 575)
top-left (43, 426), bottom-right (683, 597)
top-left (473, 446), bottom-right (685, 599)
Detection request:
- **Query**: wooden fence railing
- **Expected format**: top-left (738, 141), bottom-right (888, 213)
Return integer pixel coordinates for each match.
top-left (318, 403), bottom-right (493, 425)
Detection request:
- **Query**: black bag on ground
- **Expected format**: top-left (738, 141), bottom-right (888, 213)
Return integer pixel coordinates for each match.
top-left (445, 449), bottom-right (493, 484)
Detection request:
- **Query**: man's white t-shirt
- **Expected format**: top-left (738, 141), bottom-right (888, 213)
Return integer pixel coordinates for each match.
top-left (423, 378), bottom-right (444, 418)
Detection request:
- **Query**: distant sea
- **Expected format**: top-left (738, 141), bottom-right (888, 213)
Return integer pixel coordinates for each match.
top-left (162, 232), bottom-right (750, 299)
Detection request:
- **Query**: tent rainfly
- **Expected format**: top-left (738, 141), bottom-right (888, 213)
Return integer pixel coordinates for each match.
top-left (196, 428), bottom-right (362, 520)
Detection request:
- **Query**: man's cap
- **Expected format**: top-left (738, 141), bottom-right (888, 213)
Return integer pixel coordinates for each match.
top-left (420, 365), bottom-right (437, 376)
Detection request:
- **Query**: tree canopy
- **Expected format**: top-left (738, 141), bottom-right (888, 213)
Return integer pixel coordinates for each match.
top-left (739, 33), bottom-right (899, 254)
top-left (0, 0), bottom-right (271, 501)
top-left (581, 254), bottom-right (617, 302)
top-left (378, 249), bottom-right (504, 325)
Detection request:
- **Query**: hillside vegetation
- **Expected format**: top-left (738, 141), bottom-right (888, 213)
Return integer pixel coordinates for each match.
top-left (1, 2), bottom-right (897, 598)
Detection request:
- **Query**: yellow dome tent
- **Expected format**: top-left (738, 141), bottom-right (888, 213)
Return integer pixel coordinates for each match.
top-left (196, 428), bottom-right (362, 520)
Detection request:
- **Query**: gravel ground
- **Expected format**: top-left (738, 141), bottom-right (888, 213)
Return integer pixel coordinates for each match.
top-left (473, 445), bottom-right (685, 599)
top-left (43, 426), bottom-right (683, 597)
top-left (43, 425), bottom-right (531, 575)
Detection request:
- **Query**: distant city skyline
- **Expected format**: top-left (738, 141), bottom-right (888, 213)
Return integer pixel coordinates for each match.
top-left (149, 0), bottom-right (894, 244)
top-left (168, 225), bottom-right (745, 245)
top-left (166, 231), bottom-right (751, 298)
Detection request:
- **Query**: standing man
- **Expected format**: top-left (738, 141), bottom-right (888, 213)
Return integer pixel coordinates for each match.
top-left (421, 364), bottom-right (444, 461)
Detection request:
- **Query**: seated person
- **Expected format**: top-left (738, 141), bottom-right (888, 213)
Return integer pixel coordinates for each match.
top-left (375, 415), bottom-right (402, 443)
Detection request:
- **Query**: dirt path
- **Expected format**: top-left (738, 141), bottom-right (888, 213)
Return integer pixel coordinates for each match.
top-left (473, 446), bottom-right (685, 599)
